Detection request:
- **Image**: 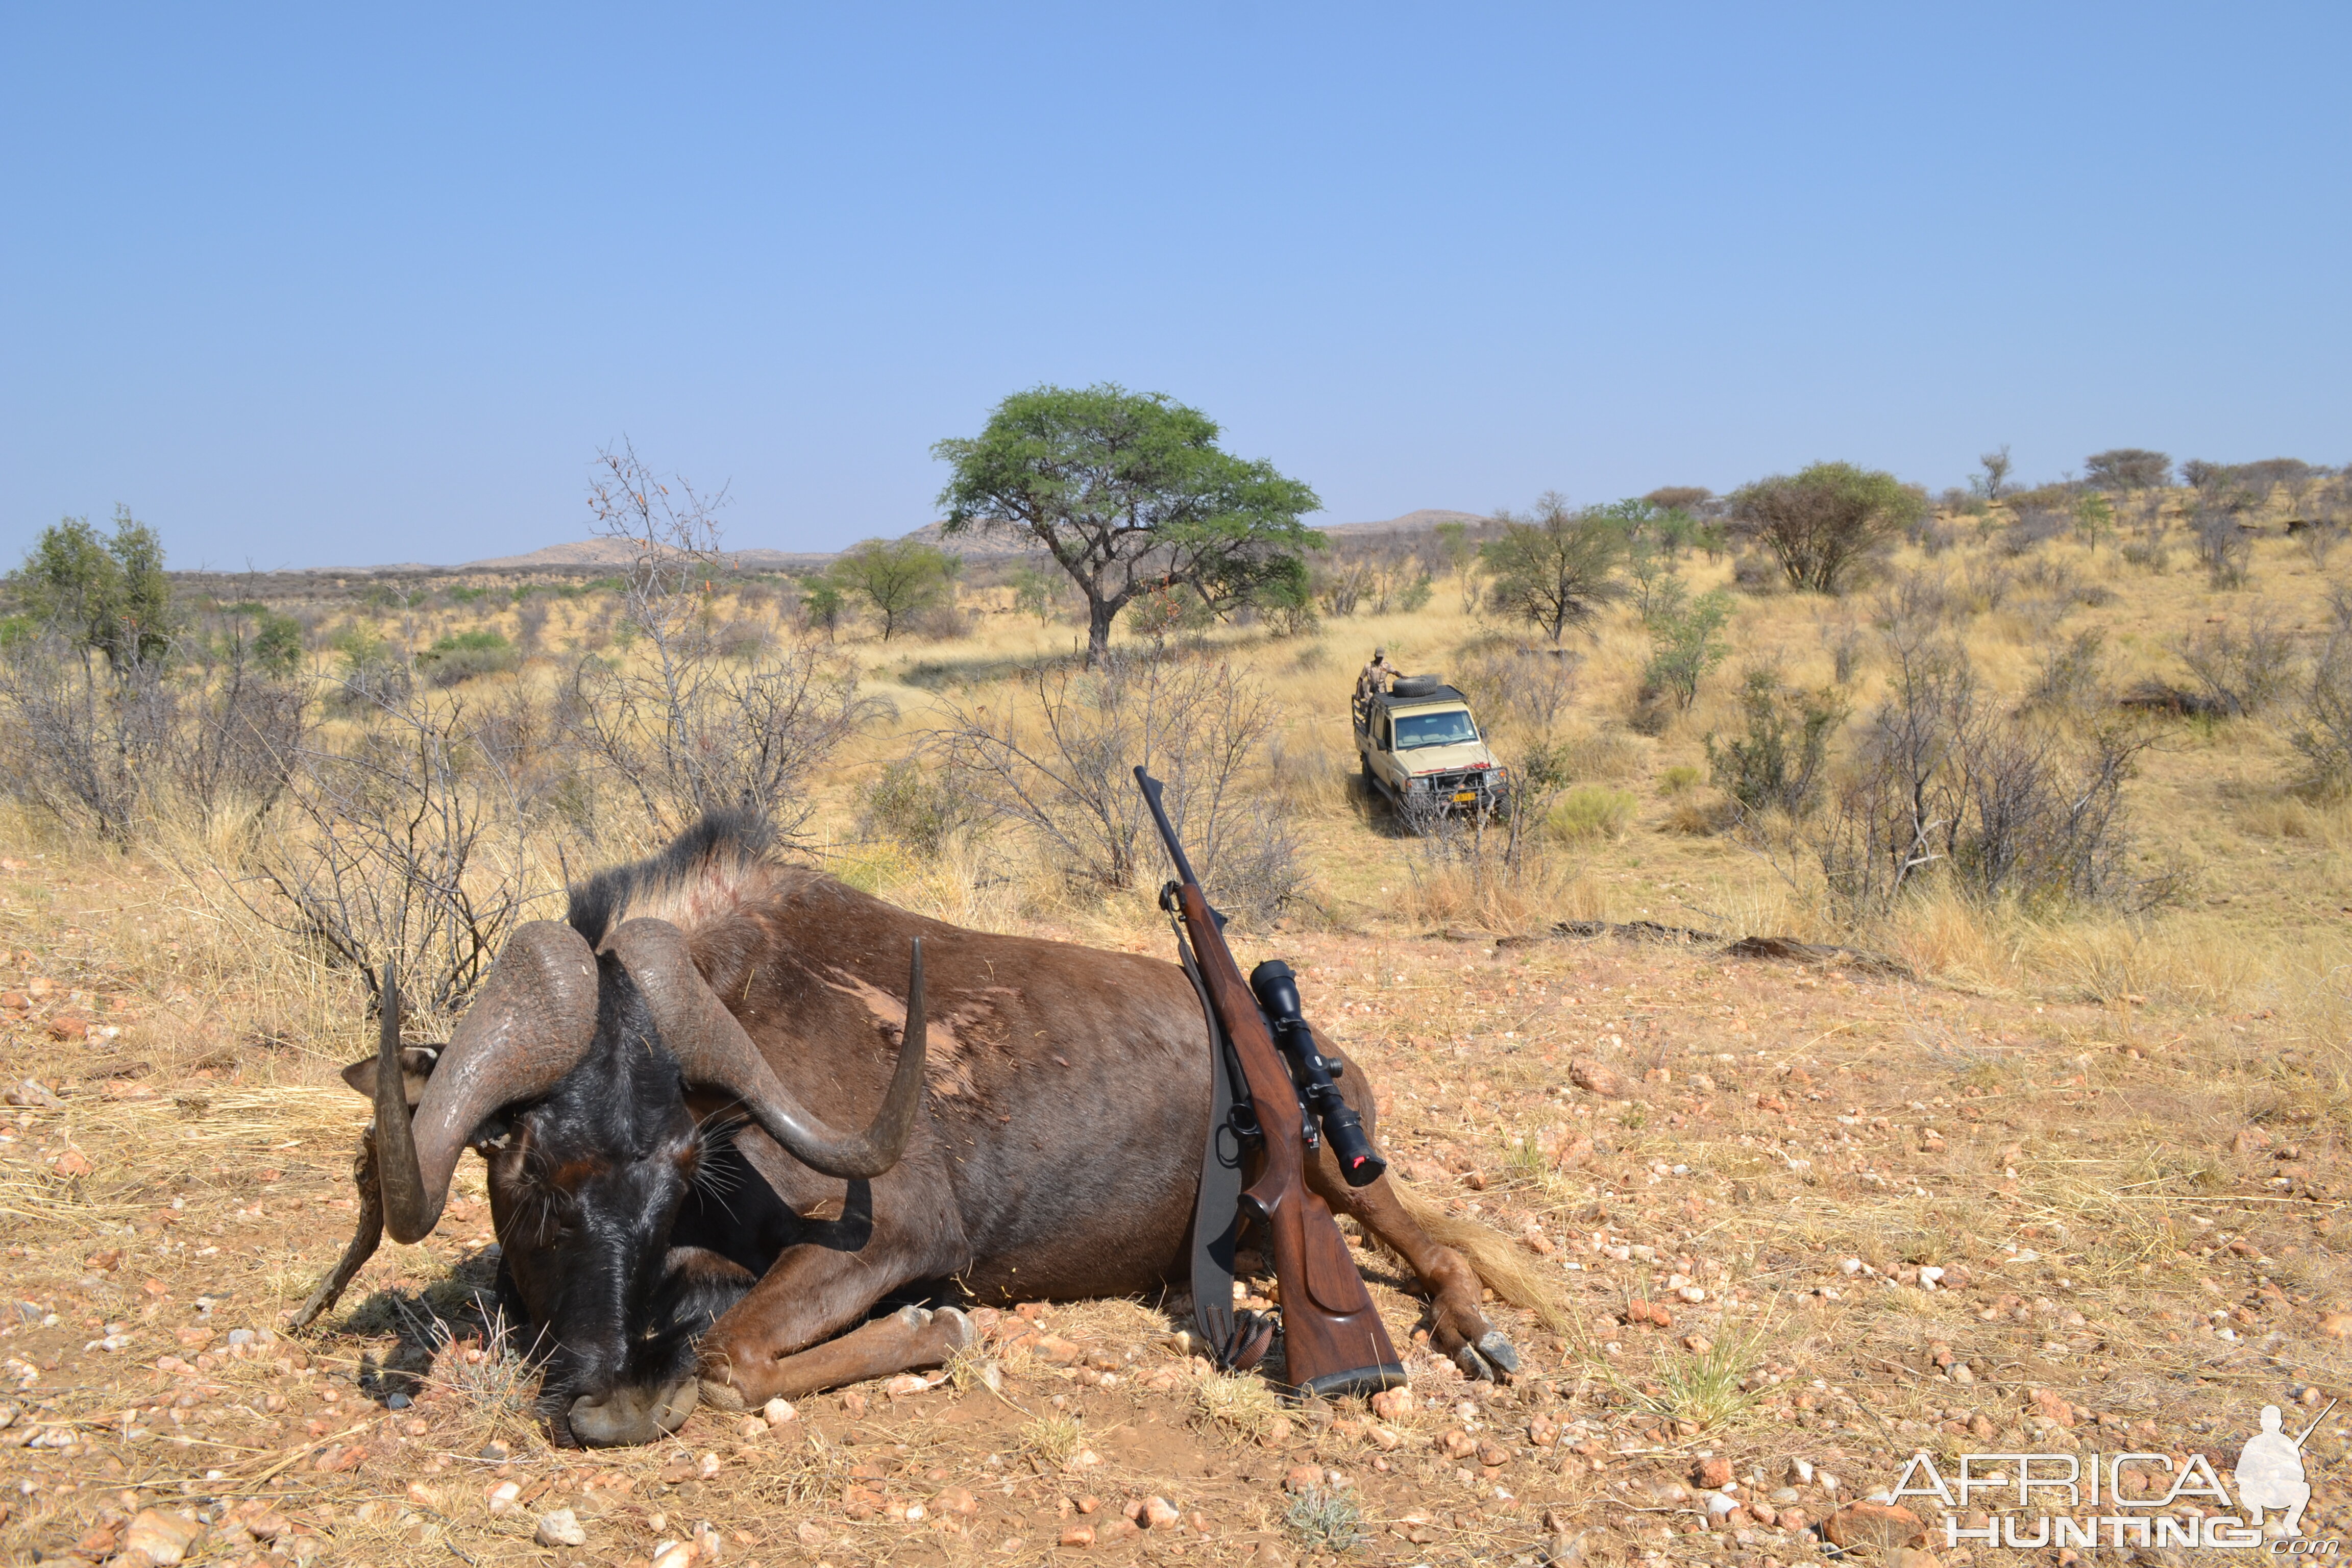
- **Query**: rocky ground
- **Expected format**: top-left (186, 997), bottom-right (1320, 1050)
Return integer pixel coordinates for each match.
top-left (4, 912), bottom-right (2350, 1567)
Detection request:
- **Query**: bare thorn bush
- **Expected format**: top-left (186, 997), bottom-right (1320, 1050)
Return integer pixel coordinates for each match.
top-left (2174, 608), bottom-right (2298, 718)
top-left (932, 649), bottom-right (1307, 922)
top-left (244, 684), bottom-right (543, 1022)
top-left (1796, 636), bottom-right (2167, 925)
top-left (568, 441), bottom-right (884, 839)
top-left (0, 635), bottom-right (176, 842)
top-left (2292, 587), bottom-right (2352, 795)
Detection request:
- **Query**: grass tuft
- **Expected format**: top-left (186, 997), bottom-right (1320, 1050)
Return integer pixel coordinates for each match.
top-left (1191, 1368), bottom-right (1283, 1440)
top-left (1019, 1410), bottom-right (1084, 1467)
top-left (1285, 1485), bottom-right (1367, 1552)
top-left (1610, 1330), bottom-right (1767, 1433)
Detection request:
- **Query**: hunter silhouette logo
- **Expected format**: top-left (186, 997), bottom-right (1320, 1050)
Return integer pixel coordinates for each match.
top-left (1891, 1400), bottom-right (2338, 1552)
top-left (2237, 1403), bottom-right (2325, 1535)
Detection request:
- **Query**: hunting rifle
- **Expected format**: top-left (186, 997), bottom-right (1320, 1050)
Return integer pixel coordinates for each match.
top-left (1135, 766), bottom-right (1405, 1400)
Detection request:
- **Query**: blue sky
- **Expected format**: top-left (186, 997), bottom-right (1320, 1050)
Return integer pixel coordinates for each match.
top-left (4, 5), bottom-right (2346, 569)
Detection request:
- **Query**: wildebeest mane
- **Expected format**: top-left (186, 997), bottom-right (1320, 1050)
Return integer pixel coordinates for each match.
top-left (567, 810), bottom-right (781, 949)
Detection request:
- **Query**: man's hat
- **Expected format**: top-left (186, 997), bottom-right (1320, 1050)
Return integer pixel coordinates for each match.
top-left (1374, 646), bottom-right (1387, 658)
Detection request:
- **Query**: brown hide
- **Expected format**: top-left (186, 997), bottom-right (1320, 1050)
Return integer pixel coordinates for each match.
top-left (681, 868), bottom-right (1212, 1303)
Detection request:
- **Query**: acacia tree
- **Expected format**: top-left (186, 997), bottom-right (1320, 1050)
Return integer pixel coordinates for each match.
top-left (933, 384), bottom-right (1322, 665)
top-left (1974, 446), bottom-right (2013, 500)
top-left (1728, 462), bottom-right (1925, 594)
top-left (826, 538), bottom-right (951, 640)
top-left (1479, 493), bottom-right (1628, 644)
top-left (2084, 449), bottom-right (2171, 491)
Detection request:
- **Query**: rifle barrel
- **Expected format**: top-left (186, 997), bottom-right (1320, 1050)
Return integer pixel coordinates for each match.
top-left (1134, 768), bottom-right (1202, 890)
top-left (2294, 1399), bottom-right (2337, 1448)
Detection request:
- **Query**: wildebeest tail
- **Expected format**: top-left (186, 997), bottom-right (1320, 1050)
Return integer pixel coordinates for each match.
top-left (1381, 1175), bottom-right (1569, 1331)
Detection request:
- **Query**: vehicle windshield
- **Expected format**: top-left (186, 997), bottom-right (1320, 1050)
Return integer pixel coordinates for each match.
top-left (1393, 708), bottom-right (1479, 749)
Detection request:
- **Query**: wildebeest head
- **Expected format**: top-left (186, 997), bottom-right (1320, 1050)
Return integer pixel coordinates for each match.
top-left (347, 917), bottom-right (927, 1446)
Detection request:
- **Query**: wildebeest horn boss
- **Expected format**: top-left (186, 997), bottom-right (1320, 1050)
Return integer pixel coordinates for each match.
top-left (301, 812), bottom-right (1548, 1446)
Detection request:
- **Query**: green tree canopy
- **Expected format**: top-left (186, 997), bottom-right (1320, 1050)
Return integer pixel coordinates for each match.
top-left (2082, 448), bottom-right (2171, 491)
top-left (933, 384), bottom-right (1322, 664)
top-left (13, 507), bottom-right (174, 670)
top-left (1728, 462), bottom-right (1925, 594)
top-left (825, 537), bottom-right (952, 641)
top-left (1480, 493), bottom-right (1629, 644)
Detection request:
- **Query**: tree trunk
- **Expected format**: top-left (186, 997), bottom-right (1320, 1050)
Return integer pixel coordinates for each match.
top-left (1085, 594), bottom-right (1116, 668)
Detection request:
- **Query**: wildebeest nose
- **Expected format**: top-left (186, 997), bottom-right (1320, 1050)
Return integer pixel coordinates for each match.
top-left (567, 1378), bottom-right (698, 1447)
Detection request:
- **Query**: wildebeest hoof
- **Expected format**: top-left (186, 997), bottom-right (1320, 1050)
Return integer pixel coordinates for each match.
top-left (568, 1377), bottom-right (697, 1446)
top-left (697, 1375), bottom-right (747, 1413)
top-left (1453, 1341), bottom-right (1496, 1380)
top-left (1473, 1329), bottom-right (1522, 1377)
top-left (933, 1305), bottom-right (976, 1353)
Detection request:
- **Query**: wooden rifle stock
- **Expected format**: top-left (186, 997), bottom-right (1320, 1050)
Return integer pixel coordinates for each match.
top-left (1139, 769), bottom-right (1402, 1398)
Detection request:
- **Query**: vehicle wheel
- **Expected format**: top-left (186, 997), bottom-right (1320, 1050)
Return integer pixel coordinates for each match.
top-left (1360, 753), bottom-right (1372, 779)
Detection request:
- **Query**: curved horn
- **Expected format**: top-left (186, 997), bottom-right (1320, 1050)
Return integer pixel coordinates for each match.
top-left (606, 918), bottom-right (926, 1180)
top-left (375, 921), bottom-right (601, 1244)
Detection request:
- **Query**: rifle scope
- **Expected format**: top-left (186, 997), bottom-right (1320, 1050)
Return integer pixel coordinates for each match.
top-left (1248, 960), bottom-right (1387, 1188)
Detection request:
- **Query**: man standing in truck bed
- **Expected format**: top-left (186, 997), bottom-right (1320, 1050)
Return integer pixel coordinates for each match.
top-left (1355, 646), bottom-right (1395, 702)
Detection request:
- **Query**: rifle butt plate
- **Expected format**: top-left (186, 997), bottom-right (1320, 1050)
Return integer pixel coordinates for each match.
top-left (1291, 1362), bottom-right (1408, 1403)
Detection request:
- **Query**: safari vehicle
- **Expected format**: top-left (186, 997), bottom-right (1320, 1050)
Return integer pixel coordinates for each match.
top-left (1352, 674), bottom-right (1510, 816)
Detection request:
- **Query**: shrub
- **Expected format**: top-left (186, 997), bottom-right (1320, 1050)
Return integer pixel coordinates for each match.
top-left (569, 641), bottom-right (882, 841)
top-left (2290, 589), bottom-right (2352, 795)
top-left (2193, 510), bottom-right (2252, 586)
top-left (2026, 628), bottom-right (2107, 712)
top-left (12, 508), bottom-right (175, 670)
top-left (1639, 586), bottom-right (1733, 719)
top-left (1312, 557), bottom-right (1377, 617)
top-left (2292, 524), bottom-right (2343, 573)
top-left (932, 650), bottom-right (1306, 922)
top-left (0, 634), bottom-right (175, 841)
top-left (910, 600), bottom-right (975, 642)
top-left (1727, 462), bottom-right (1926, 594)
top-left (246, 689), bottom-right (537, 1021)
top-left (1706, 670), bottom-right (1845, 821)
top-left (802, 580), bottom-right (846, 639)
top-left (1454, 645), bottom-right (1578, 739)
top-left (1658, 763), bottom-right (1702, 795)
top-left (861, 757), bottom-right (974, 855)
top-left (419, 629), bottom-right (517, 687)
top-left (1547, 785), bottom-right (1635, 841)
top-left (1806, 638), bottom-right (2163, 921)
top-left (1730, 551), bottom-right (1780, 595)
top-left (2173, 610), bottom-right (2296, 717)
top-left (2001, 506), bottom-right (2069, 556)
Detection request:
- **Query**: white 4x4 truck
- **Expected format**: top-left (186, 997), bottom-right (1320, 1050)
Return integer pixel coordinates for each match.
top-left (1352, 674), bottom-right (1511, 816)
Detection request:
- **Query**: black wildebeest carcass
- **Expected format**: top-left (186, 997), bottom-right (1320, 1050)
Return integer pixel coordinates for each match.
top-left (306, 813), bottom-right (1550, 1446)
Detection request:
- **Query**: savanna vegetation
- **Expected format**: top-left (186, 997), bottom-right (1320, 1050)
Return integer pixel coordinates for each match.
top-left (4, 434), bottom-right (2352, 1566)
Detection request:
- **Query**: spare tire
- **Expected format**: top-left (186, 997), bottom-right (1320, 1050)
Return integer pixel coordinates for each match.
top-left (1390, 674), bottom-right (1442, 698)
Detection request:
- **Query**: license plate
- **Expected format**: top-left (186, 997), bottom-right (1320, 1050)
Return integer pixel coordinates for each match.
top-left (1453, 791), bottom-right (1478, 803)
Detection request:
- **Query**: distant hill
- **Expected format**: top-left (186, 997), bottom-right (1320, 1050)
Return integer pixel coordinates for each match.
top-left (301, 507), bottom-right (1489, 574)
top-left (456, 539), bottom-right (836, 573)
top-left (1320, 508), bottom-right (1489, 537)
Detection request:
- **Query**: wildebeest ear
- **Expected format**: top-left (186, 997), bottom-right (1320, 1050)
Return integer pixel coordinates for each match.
top-left (338, 1045), bottom-right (443, 1108)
